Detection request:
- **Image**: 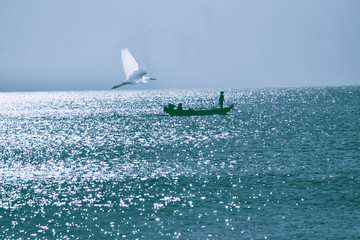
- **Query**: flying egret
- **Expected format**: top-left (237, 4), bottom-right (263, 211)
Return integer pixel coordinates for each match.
top-left (112, 48), bottom-right (156, 89)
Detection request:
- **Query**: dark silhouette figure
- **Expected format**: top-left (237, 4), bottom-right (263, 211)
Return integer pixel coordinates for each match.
top-left (219, 91), bottom-right (224, 109)
top-left (177, 103), bottom-right (183, 111)
top-left (168, 104), bottom-right (175, 110)
top-left (164, 103), bottom-right (175, 113)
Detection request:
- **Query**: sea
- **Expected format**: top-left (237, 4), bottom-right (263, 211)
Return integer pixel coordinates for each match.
top-left (0, 86), bottom-right (359, 239)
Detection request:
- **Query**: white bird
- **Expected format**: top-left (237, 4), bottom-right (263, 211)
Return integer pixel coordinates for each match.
top-left (112, 48), bottom-right (156, 89)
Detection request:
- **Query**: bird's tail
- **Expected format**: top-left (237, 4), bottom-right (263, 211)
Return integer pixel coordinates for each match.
top-left (111, 82), bottom-right (130, 89)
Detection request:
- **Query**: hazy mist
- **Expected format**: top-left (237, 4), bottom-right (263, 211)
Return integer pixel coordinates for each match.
top-left (1, 0), bottom-right (359, 91)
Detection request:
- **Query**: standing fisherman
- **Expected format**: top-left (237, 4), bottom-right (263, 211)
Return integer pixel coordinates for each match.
top-left (219, 91), bottom-right (225, 109)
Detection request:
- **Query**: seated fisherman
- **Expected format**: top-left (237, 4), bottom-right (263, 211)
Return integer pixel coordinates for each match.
top-left (177, 103), bottom-right (183, 111)
top-left (168, 104), bottom-right (175, 110)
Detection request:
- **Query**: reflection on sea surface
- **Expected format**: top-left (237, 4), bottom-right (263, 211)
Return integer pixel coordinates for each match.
top-left (0, 87), bottom-right (359, 238)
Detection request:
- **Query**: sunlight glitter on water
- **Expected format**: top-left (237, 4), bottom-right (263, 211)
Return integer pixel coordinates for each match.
top-left (0, 87), bottom-right (359, 239)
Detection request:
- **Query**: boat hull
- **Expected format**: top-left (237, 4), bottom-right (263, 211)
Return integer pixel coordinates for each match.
top-left (164, 104), bottom-right (234, 116)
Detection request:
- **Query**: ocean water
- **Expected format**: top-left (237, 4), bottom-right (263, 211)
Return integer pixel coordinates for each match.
top-left (0, 86), bottom-right (359, 239)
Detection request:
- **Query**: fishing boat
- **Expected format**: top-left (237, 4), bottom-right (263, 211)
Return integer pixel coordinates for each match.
top-left (163, 104), bottom-right (234, 116)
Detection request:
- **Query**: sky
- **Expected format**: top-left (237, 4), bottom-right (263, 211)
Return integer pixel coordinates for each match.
top-left (0, 0), bottom-right (359, 91)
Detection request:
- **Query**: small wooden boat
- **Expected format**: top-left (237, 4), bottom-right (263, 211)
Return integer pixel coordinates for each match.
top-left (164, 104), bottom-right (234, 116)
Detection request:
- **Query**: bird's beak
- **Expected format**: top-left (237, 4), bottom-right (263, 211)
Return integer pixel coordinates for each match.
top-left (149, 78), bottom-right (157, 80)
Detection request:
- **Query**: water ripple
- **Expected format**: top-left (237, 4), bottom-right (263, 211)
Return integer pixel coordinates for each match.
top-left (0, 87), bottom-right (359, 239)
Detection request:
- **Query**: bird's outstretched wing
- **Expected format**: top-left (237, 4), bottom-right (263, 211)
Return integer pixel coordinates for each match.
top-left (111, 82), bottom-right (131, 89)
top-left (121, 48), bottom-right (139, 80)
